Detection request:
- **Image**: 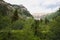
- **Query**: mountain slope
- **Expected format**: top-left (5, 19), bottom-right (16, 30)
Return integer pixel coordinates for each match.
top-left (0, 0), bottom-right (32, 18)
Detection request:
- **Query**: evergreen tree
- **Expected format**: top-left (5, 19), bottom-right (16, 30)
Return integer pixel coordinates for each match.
top-left (34, 20), bottom-right (40, 36)
top-left (11, 9), bottom-right (19, 22)
top-left (45, 18), bottom-right (49, 24)
top-left (0, 5), bottom-right (8, 16)
top-left (57, 8), bottom-right (60, 12)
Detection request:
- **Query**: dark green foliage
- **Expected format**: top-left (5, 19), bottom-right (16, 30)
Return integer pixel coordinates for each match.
top-left (11, 9), bottom-right (19, 22)
top-left (44, 18), bottom-right (49, 24)
top-left (57, 8), bottom-right (60, 12)
top-left (11, 19), bottom-right (24, 30)
top-left (0, 4), bottom-right (8, 16)
top-left (0, 1), bottom-right (60, 40)
top-left (0, 16), bottom-right (11, 30)
top-left (50, 16), bottom-right (60, 40)
top-left (46, 8), bottom-right (60, 20)
top-left (34, 20), bottom-right (40, 36)
top-left (0, 31), bottom-right (16, 40)
top-left (40, 19), bottom-right (43, 23)
top-left (23, 10), bottom-right (32, 17)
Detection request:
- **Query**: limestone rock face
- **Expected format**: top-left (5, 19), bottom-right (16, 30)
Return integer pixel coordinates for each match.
top-left (0, 0), bottom-right (3, 1)
top-left (0, 0), bottom-right (32, 17)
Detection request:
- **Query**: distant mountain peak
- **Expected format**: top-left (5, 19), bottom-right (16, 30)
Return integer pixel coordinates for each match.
top-left (32, 13), bottom-right (48, 20)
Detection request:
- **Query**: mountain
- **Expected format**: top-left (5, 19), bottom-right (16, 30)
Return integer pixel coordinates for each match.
top-left (45, 8), bottom-right (60, 20)
top-left (32, 13), bottom-right (47, 20)
top-left (0, 0), bottom-right (32, 18)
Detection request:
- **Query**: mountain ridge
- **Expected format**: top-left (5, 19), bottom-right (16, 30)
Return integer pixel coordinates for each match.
top-left (0, 0), bottom-right (32, 18)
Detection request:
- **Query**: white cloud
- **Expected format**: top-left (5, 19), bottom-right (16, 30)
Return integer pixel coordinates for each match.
top-left (4, 0), bottom-right (60, 14)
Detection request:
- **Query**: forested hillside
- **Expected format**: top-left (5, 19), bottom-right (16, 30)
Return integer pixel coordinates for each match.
top-left (0, 0), bottom-right (60, 40)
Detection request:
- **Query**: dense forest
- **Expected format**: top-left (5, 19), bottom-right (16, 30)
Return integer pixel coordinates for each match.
top-left (0, 0), bottom-right (60, 40)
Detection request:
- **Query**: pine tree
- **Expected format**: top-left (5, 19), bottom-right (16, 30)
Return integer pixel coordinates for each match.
top-left (12, 9), bottom-right (19, 22)
top-left (45, 18), bottom-right (49, 24)
top-left (34, 20), bottom-right (40, 36)
top-left (58, 8), bottom-right (60, 12)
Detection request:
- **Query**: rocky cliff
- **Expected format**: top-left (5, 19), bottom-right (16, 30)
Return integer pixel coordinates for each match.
top-left (0, 0), bottom-right (32, 18)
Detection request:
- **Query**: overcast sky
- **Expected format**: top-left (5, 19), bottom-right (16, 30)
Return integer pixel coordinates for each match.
top-left (4, 0), bottom-right (60, 14)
